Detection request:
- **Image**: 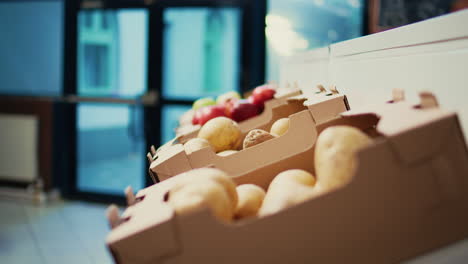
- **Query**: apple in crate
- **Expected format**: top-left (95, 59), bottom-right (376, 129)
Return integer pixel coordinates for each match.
top-left (225, 99), bottom-right (260, 122)
top-left (197, 105), bottom-right (227, 125)
top-left (192, 97), bottom-right (216, 110)
top-left (216, 91), bottom-right (241, 105)
top-left (248, 85), bottom-right (276, 111)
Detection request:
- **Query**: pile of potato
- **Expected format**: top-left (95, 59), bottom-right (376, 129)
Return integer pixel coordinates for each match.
top-left (183, 116), bottom-right (291, 157)
top-left (165, 125), bottom-right (372, 222)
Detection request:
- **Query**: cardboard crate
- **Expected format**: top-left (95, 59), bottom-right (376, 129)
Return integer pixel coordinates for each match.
top-left (107, 91), bottom-right (468, 264)
top-left (149, 87), bottom-right (349, 186)
top-left (174, 87), bottom-right (302, 138)
top-left (146, 88), bottom-right (303, 166)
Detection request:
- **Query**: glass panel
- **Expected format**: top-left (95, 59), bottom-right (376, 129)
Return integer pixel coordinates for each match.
top-left (0, 1), bottom-right (63, 96)
top-left (266, 0), bottom-right (364, 80)
top-left (77, 9), bottom-right (148, 98)
top-left (161, 105), bottom-right (192, 144)
top-left (77, 103), bottom-right (145, 195)
top-left (162, 8), bottom-right (241, 100)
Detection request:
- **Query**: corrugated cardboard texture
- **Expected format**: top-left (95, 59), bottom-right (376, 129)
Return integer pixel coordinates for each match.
top-left (108, 97), bottom-right (468, 264)
top-left (149, 96), bottom-right (324, 184)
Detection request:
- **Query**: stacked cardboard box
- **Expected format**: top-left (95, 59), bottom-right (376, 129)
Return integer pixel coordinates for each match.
top-left (106, 88), bottom-right (468, 264)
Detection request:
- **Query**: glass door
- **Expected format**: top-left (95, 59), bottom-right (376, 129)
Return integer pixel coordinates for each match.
top-left (154, 0), bottom-right (266, 144)
top-left (62, 1), bottom-right (155, 202)
top-left (159, 6), bottom-right (243, 143)
top-left (75, 9), bottom-right (149, 195)
top-left (62, 0), bottom-right (265, 202)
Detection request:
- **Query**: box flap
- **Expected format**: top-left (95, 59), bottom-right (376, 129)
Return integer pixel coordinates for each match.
top-left (106, 197), bottom-right (179, 264)
top-left (188, 110), bottom-right (318, 189)
top-left (290, 85), bottom-right (350, 125)
top-left (150, 144), bottom-right (192, 181)
top-left (306, 95), bottom-right (349, 125)
top-left (339, 91), bottom-right (456, 164)
top-left (344, 101), bottom-right (453, 135)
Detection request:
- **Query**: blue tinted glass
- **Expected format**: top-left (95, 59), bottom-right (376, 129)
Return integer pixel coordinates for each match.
top-left (0, 2), bottom-right (63, 96)
top-left (161, 105), bottom-right (192, 144)
top-left (77, 103), bottom-right (145, 195)
top-left (162, 8), bottom-right (241, 100)
top-left (77, 9), bottom-right (148, 98)
top-left (266, 0), bottom-right (364, 80)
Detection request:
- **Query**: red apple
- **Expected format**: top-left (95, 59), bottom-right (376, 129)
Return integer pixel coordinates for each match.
top-left (224, 98), bottom-right (238, 118)
top-left (250, 85), bottom-right (276, 106)
top-left (192, 108), bottom-right (202, 125)
top-left (198, 105), bottom-right (227, 125)
top-left (226, 99), bottom-right (260, 122)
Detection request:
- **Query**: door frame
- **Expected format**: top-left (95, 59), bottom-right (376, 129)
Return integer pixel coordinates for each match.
top-left (61, 0), bottom-right (265, 204)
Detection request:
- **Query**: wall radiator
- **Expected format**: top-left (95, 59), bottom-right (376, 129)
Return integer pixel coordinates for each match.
top-left (0, 113), bottom-right (38, 184)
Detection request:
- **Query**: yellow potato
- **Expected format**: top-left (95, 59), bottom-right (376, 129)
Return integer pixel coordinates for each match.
top-left (259, 169), bottom-right (316, 216)
top-left (314, 126), bottom-right (372, 190)
top-left (183, 138), bottom-right (212, 154)
top-left (168, 180), bottom-right (233, 221)
top-left (198, 117), bottom-right (242, 152)
top-left (234, 184), bottom-right (266, 219)
top-left (270, 118), bottom-right (290, 137)
top-left (170, 168), bottom-right (238, 211)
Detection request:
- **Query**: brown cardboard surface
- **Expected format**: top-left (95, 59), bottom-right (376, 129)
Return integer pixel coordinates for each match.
top-left (107, 93), bottom-right (468, 264)
top-left (150, 93), bottom-right (348, 184)
top-left (149, 95), bottom-right (324, 183)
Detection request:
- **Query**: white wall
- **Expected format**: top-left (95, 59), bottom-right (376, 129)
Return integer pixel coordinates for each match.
top-left (280, 10), bottom-right (468, 141)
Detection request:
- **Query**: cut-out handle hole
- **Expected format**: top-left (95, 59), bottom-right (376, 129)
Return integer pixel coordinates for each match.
top-left (163, 191), bottom-right (170, 202)
top-left (135, 195), bottom-right (145, 203)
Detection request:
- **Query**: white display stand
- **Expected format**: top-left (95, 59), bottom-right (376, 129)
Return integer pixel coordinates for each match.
top-left (281, 10), bottom-right (468, 142)
top-left (280, 10), bottom-right (468, 264)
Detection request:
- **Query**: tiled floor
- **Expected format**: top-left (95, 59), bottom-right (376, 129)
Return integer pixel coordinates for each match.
top-left (1, 197), bottom-right (468, 264)
top-left (0, 198), bottom-right (113, 264)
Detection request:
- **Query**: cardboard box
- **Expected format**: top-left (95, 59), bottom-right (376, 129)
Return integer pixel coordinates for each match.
top-left (149, 88), bottom-right (349, 186)
top-left (147, 88), bottom-right (303, 166)
top-left (107, 91), bottom-right (468, 264)
top-left (174, 88), bottom-right (302, 137)
top-left (173, 88), bottom-right (303, 141)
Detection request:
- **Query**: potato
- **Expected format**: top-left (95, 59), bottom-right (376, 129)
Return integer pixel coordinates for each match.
top-left (270, 118), bottom-right (290, 137)
top-left (166, 168), bottom-right (238, 221)
top-left (183, 138), bottom-right (212, 154)
top-left (217, 150), bottom-right (238, 156)
top-left (170, 168), bottom-right (238, 210)
top-left (243, 129), bottom-right (276, 149)
top-left (167, 180), bottom-right (233, 221)
top-left (259, 169), bottom-right (316, 216)
top-left (198, 117), bottom-right (242, 152)
top-left (314, 126), bottom-right (372, 190)
top-left (234, 184), bottom-right (266, 219)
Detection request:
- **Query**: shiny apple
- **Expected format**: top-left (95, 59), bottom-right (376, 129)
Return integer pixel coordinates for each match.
top-left (192, 109), bottom-right (203, 125)
top-left (226, 99), bottom-right (260, 122)
top-left (216, 91), bottom-right (241, 105)
top-left (198, 105), bottom-right (227, 125)
top-left (248, 85), bottom-right (276, 112)
top-left (192, 97), bottom-right (216, 110)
